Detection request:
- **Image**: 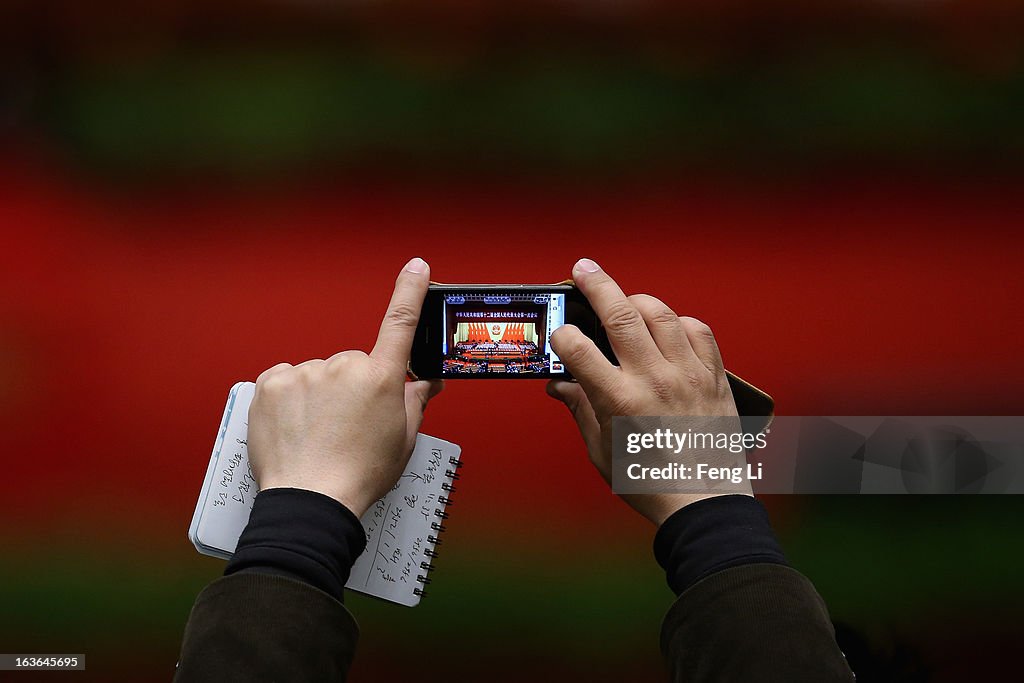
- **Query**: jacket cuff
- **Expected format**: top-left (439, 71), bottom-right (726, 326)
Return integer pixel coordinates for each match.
top-left (225, 487), bottom-right (367, 602)
top-left (653, 494), bottom-right (788, 596)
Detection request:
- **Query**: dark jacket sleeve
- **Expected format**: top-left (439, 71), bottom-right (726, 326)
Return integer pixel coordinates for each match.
top-left (175, 489), bottom-right (367, 682)
top-left (174, 573), bottom-right (359, 682)
top-left (661, 564), bottom-right (853, 682)
top-left (656, 496), bottom-right (854, 682)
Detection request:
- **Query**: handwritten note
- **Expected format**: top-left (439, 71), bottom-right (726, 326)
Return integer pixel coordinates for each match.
top-left (190, 382), bottom-right (257, 558)
top-left (348, 437), bottom-right (454, 602)
top-left (188, 382), bottom-right (461, 607)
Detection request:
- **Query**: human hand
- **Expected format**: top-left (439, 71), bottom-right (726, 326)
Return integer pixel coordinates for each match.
top-left (546, 258), bottom-right (749, 526)
top-left (247, 257), bottom-right (443, 518)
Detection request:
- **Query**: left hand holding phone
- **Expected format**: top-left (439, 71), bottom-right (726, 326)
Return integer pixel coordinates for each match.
top-left (247, 257), bottom-right (444, 518)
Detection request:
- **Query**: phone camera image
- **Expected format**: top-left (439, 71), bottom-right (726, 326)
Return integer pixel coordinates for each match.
top-left (441, 292), bottom-right (566, 375)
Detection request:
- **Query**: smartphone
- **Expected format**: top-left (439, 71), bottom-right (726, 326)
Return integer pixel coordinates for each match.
top-left (409, 283), bottom-right (612, 380)
top-left (408, 282), bottom-right (775, 427)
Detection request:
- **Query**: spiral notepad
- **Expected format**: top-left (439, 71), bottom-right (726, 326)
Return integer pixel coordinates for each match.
top-left (188, 382), bottom-right (462, 607)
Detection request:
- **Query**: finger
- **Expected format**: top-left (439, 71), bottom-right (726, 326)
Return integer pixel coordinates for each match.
top-left (546, 380), bottom-right (607, 480)
top-left (549, 324), bottom-right (620, 398)
top-left (404, 380), bottom-right (444, 442)
top-left (546, 381), bottom-right (601, 440)
top-left (571, 258), bottom-right (661, 371)
top-left (370, 257), bottom-right (430, 368)
top-left (546, 378), bottom-right (586, 412)
top-left (405, 379), bottom-right (445, 412)
top-left (548, 382), bottom-right (602, 435)
top-left (628, 294), bottom-right (695, 367)
top-left (679, 316), bottom-right (725, 377)
top-left (256, 362), bottom-right (292, 384)
top-left (293, 358), bottom-right (325, 369)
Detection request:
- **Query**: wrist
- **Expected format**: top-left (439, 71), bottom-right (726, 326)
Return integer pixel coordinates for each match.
top-left (259, 477), bottom-right (372, 519)
top-left (630, 492), bottom-right (755, 527)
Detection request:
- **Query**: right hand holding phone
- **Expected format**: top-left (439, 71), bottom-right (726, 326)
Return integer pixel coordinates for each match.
top-left (547, 258), bottom-right (750, 526)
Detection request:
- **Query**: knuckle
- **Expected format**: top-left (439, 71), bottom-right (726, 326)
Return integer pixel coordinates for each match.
top-left (295, 362), bottom-right (321, 382)
top-left (326, 356), bottom-right (347, 370)
top-left (327, 350), bottom-right (366, 372)
top-left (648, 374), bottom-right (679, 403)
top-left (650, 307), bottom-right (681, 328)
top-left (683, 366), bottom-right (709, 391)
top-left (603, 301), bottom-right (643, 334)
top-left (259, 370), bottom-right (293, 394)
top-left (630, 295), bottom-right (679, 326)
top-left (385, 302), bottom-right (420, 329)
top-left (681, 316), bottom-right (715, 341)
top-left (256, 362), bottom-right (291, 385)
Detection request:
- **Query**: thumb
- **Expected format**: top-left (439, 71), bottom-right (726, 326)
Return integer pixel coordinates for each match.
top-left (404, 379), bottom-right (444, 440)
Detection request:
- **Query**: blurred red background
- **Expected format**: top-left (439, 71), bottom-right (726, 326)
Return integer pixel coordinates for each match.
top-left (2, 2), bottom-right (1024, 681)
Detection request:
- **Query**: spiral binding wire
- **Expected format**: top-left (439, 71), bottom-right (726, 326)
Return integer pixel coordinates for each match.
top-left (416, 455), bottom-right (463, 598)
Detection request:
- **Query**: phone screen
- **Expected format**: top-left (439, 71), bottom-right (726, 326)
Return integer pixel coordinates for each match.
top-left (410, 284), bottom-right (773, 418)
top-left (440, 291), bottom-right (567, 375)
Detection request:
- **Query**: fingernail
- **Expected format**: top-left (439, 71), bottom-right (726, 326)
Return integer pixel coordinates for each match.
top-left (405, 257), bottom-right (428, 273)
top-left (575, 258), bottom-right (600, 273)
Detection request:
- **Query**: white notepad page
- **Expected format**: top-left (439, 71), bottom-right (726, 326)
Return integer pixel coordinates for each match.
top-left (188, 382), bottom-right (461, 607)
